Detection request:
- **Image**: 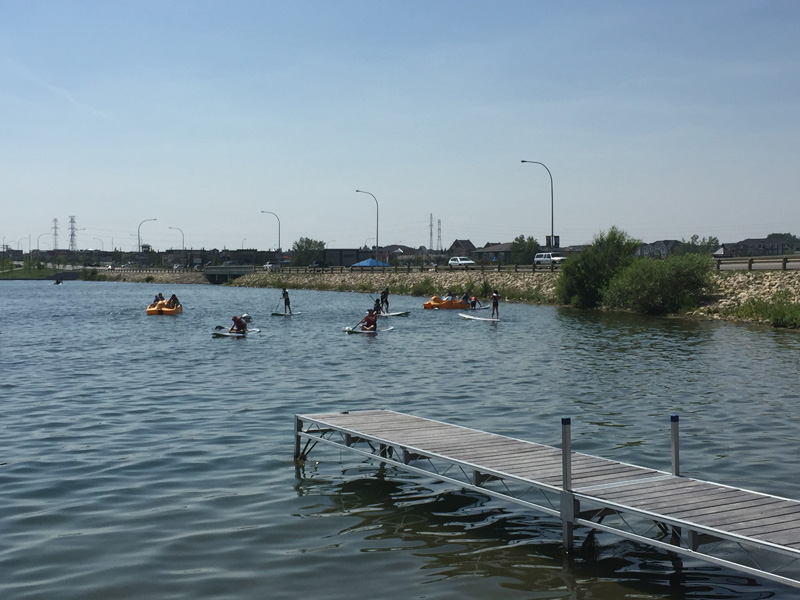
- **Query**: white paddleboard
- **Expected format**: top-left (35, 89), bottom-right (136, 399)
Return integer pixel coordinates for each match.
top-left (343, 326), bottom-right (395, 334)
top-left (212, 328), bottom-right (260, 337)
top-left (464, 305), bottom-right (490, 311)
top-left (458, 313), bottom-right (499, 322)
top-left (377, 311), bottom-right (410, 317)
top-left (271, 312), bottom-right (300, 317)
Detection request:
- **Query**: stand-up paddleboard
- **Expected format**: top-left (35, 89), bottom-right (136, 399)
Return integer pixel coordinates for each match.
top-left (377, 311), bottom-right (410, 317)
top-left (343, 326), bottom-right (395, 335)
top-left (458, 313), bottom-right (499, 322)
top-left (212, 328), bottom-right (260, 338)
top-left (464, 305), bottom-right (490, 311)
top-left (271, 312), bottom-right (300, 317)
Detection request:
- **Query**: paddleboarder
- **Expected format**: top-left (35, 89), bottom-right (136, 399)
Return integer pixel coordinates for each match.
top-left (380, 286), bottom-right (389, 313)
top-left (491, 290), bottom-right (501, 319)
top-left (373, 297), bottom-right (382, 314)
top-left (281, 288), bottom-right (292, 315)
top-left (359, 308), bottom-right (378, 331)
top-left (230, 315), bottom-right (248, 333)
top-left (470, 296), bottom-right (482, 309)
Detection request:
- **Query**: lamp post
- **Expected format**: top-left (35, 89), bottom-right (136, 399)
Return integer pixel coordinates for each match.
top-left (521, 160), bottom-right (555, 248)
top-left (260, 211), bottom-right (281, 252)
top-left (356, 190), bottom-right (379, 264)
top-left (137, 218), bottom-right (156, 253)
top-left (168, 227), bottom-right (185, 250)
top-left (37, 233), bottom-right (49, 253)
top-left (241, 238), bottom-right (247, 249)
top-left (94, 238), bottom-right (104, 251)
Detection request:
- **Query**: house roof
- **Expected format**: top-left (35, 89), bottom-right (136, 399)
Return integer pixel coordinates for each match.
top-left (473, 243), bottom-right (513, 254)
top-left (448, 239), bottom-right (476, 253)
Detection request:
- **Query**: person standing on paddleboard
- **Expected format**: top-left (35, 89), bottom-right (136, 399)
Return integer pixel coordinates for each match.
top-left (491, 290), bottom-right (501, 319)
top-left (380, 287), bottom-right (389, 313)
top-left (359, 308), bottom-right (377, 331)
top-left (230, 315), bottom-right (247, 333)
top-left (281, 288), bottom-right (292, 315)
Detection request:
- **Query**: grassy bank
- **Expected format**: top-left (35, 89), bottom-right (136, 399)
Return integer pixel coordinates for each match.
top-left (231, 270), bottom-right (561, 304)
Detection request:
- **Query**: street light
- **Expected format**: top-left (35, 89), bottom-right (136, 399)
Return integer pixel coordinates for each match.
top-left (138, 218), bottom-right (156, 253)
top-left (168, 226), bottom-right (185, 250)
top-left (521, 160), bottom-right (555, 248)
top-left (260, 211), bottom-right (281, 252)
top-left (94, 238), bottom-right (104, 251)
top-left (356, 190), bottom-right (379, 264)
top-left (37, 233), bottom-right (49, 253)
top-left (241, 237), bottom-right (247, 249)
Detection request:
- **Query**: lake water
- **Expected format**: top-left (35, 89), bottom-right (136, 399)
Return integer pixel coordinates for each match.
top-left (2, 279), bottom-right (800, 599)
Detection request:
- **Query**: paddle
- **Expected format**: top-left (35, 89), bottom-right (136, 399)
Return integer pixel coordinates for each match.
top-left (275, 298), bottom-right (282, 312)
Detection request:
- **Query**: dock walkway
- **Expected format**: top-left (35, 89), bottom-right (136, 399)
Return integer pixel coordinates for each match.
top-left (294, 409), bottom-right (800, 588)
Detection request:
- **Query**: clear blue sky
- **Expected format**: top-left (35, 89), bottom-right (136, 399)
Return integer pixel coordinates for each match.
top-left (2, 1), bottom-right (798, 253)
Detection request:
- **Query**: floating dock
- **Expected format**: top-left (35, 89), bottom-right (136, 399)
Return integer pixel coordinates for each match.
top-left (294, 409), bottom-right (800, 588)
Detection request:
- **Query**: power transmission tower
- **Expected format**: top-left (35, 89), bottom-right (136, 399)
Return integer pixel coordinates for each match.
top-left (68, 216), bottom-right (78, 252)
top-left (437, 219), bottom-right (442, 252)
top-left (52, 218), bottom-right (59, 250)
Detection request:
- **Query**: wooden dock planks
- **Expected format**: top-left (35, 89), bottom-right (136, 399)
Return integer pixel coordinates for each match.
top-left (295, 409), bottom-right (800, 588)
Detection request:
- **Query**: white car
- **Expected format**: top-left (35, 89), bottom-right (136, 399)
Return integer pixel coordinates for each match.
top-left (534, 252), bottom-right (566, 266)
top-left (448, 256), bottom-right (476, 267)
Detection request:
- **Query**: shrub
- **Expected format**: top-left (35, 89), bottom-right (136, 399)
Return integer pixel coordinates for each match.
top-left (731, 290), bottom-right (800, 328)
top-left (556, 227), bottom-right (640, 308)
top-left (604, 254), bottom-right (714, 315)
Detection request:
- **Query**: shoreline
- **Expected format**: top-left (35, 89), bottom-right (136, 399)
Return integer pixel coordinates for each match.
top-left (90, 268), bottom-right (800, 327)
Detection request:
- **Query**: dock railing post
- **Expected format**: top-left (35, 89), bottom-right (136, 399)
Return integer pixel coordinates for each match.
top-left (560, 417), bottom-right (575, 551)
top-left (294, 416), bottom-right (303, 460)
top-left (670, 414), bottom-right (680, 476)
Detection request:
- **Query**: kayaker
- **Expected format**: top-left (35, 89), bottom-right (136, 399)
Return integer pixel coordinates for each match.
top-left (281, 288), bottom-right (292, 315)
top-left (359, 308), bottom-right (377, 331)
top-left (230, 315), bottom-right (248, 333)
top-left (380, 287), bottom-right (389, 313)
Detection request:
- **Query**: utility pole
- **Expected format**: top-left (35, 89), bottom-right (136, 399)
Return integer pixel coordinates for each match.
top-left (52, 218), bottom-right (59, 250)
top-left (68, 216), bottom-right (78, 252)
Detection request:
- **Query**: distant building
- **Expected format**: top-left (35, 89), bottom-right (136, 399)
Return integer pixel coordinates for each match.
top-left (636, 240), bottom-right (681, 259)
top-left (473, 242), bottom-right (513, 264)
top-left (447, 239), bottom-right (476, 257)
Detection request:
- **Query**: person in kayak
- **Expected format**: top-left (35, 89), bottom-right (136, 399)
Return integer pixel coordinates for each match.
top-left (359, 308), bottom-right (378, 331)
top-left (230, 315), bottom-right (248, 333)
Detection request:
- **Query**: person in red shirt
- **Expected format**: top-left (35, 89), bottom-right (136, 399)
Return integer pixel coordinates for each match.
top-left (359, 308), bottom-right (378, 331)
top-left (230, 315), bottom-right (248, 333)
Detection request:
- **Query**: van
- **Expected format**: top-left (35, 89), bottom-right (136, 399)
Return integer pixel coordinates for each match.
top-left (534, 252), bottom-right (566, 266)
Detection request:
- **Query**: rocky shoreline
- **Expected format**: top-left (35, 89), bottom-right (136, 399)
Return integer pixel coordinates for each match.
top-left (100, 268), bottom-right (800, 325)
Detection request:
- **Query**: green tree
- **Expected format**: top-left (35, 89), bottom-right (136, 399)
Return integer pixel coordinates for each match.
top-left (604, 254), bottom-right (713, 315)
top-left (291, 237), bottom-right (325, 266)
top-left (509, 235), bottom-right (540, 264)
top-left (674, 235), bottom-right (720, 256)
top-left (556, 226), bottom-right (640, 309)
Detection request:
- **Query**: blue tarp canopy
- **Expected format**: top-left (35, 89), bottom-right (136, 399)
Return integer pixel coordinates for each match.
top-left (351, 258), bottom-right (391, 267)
